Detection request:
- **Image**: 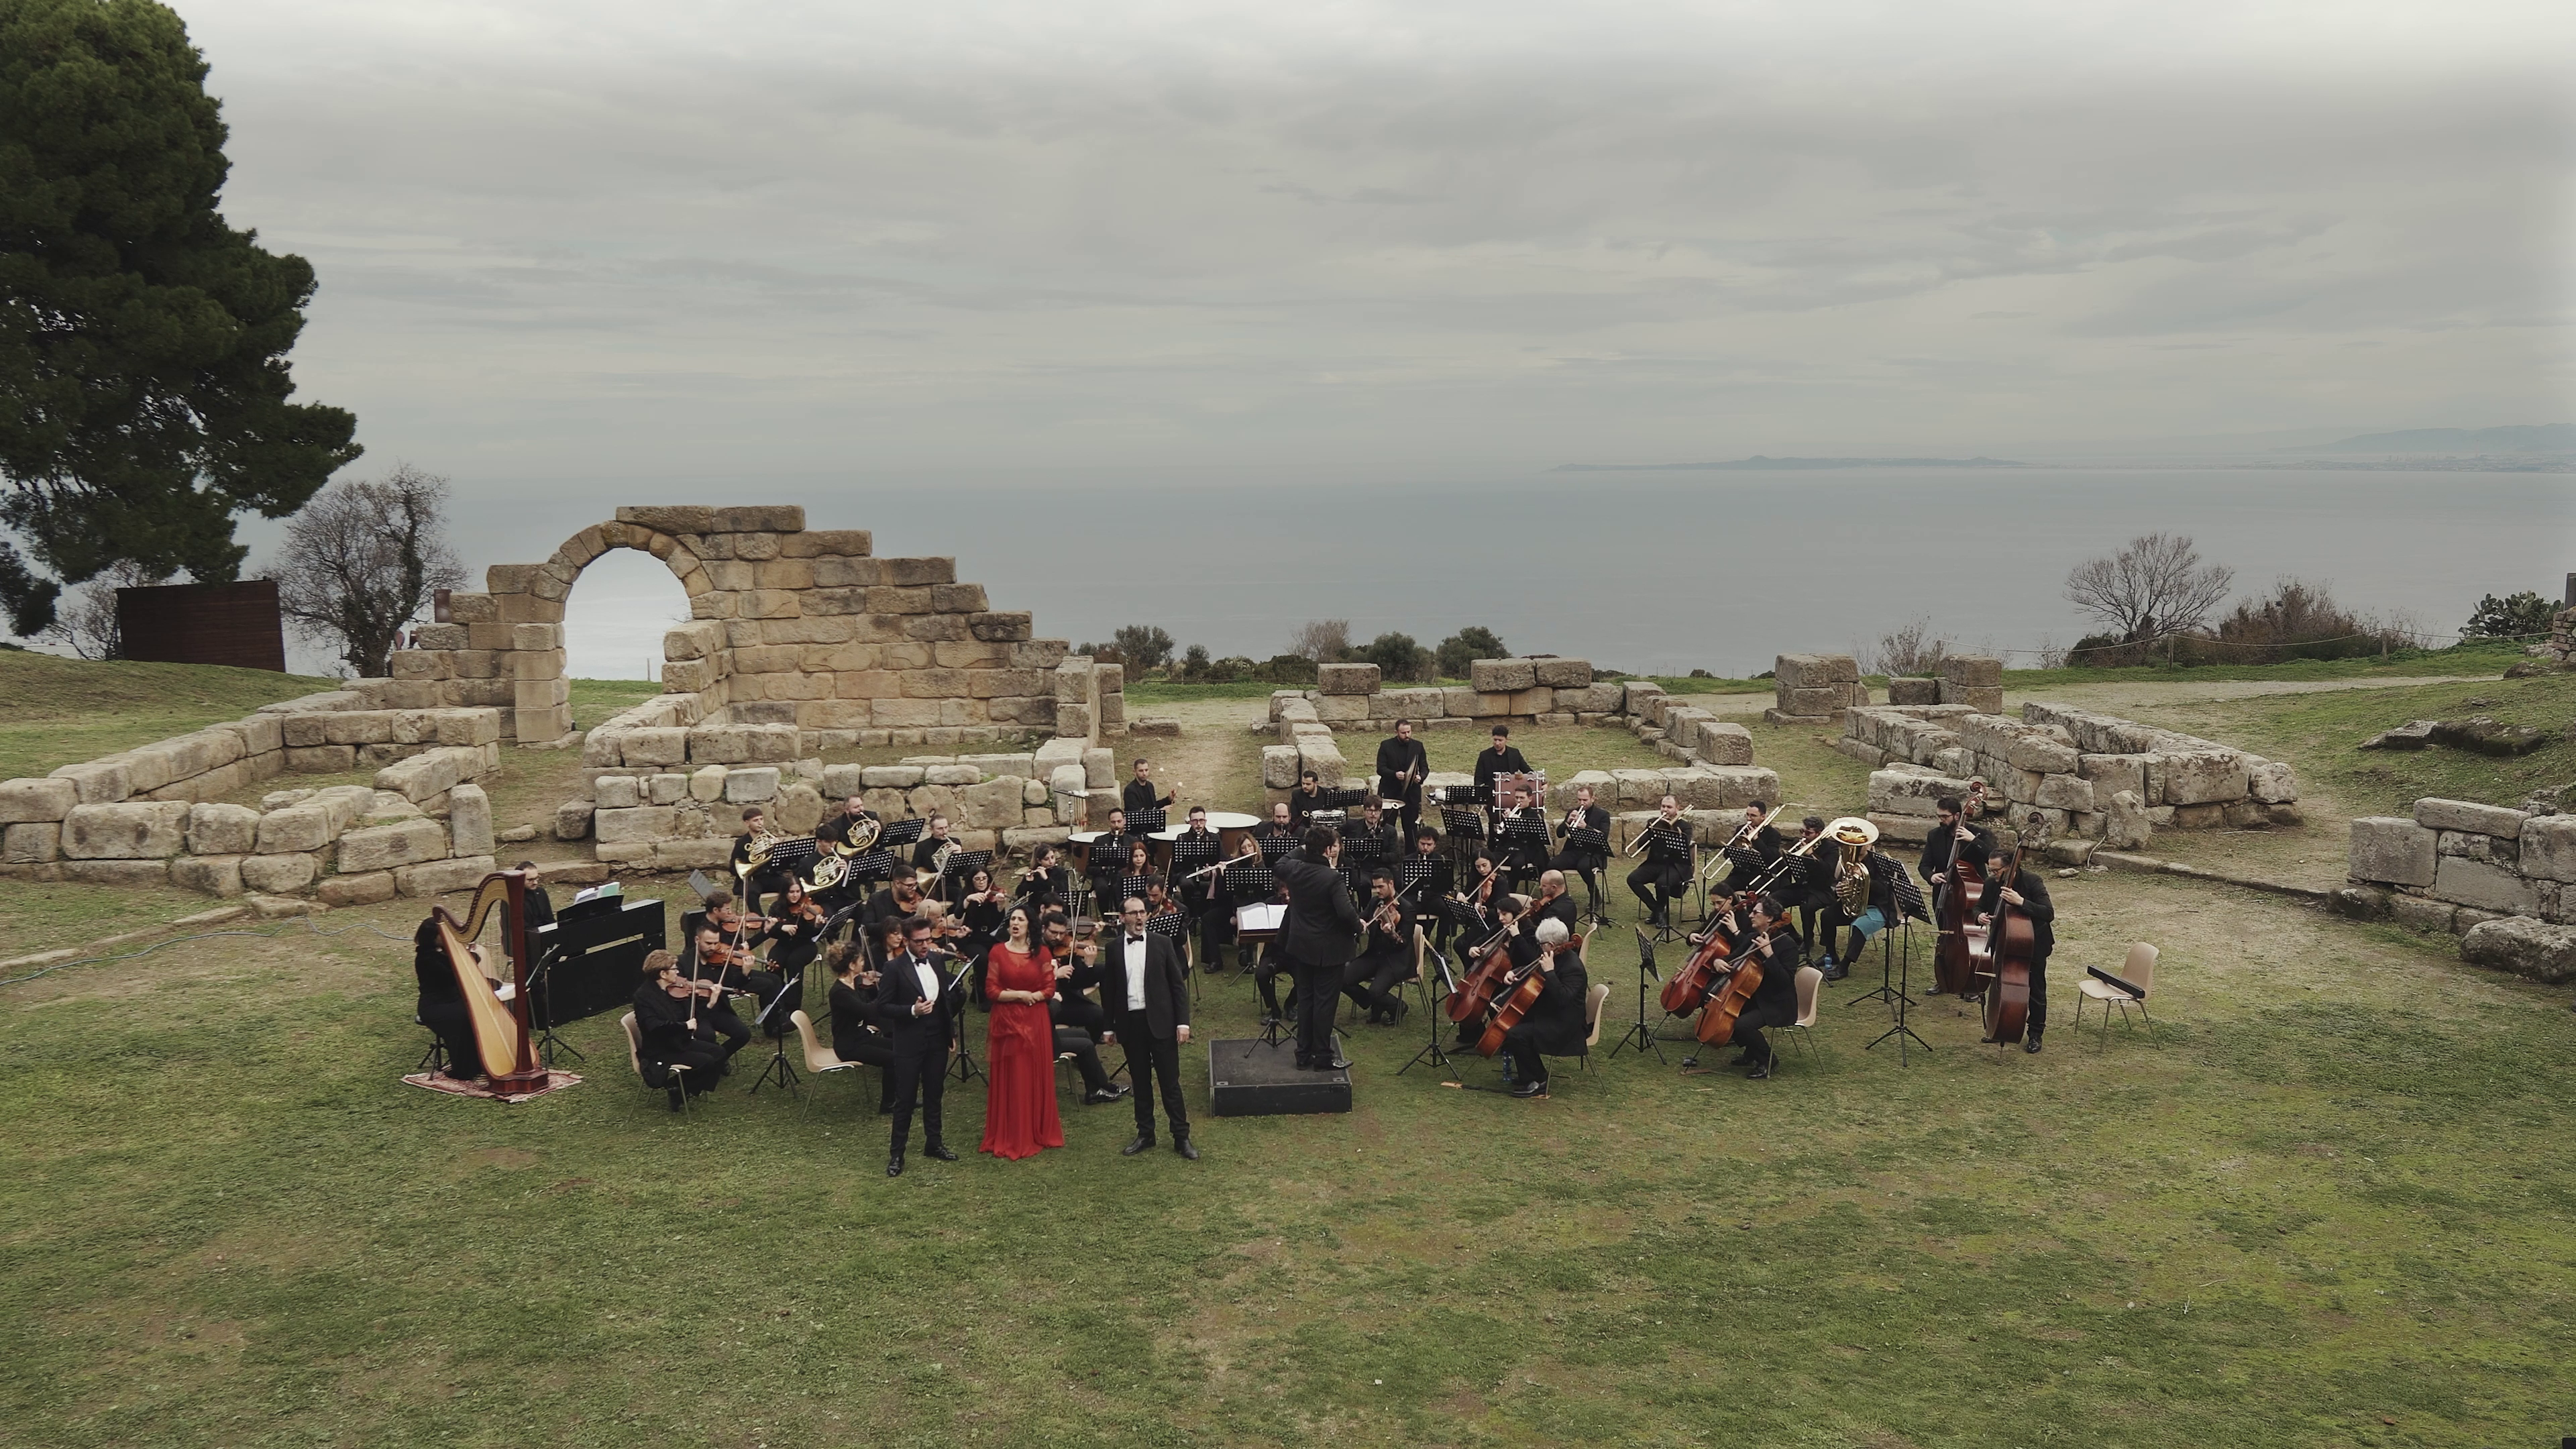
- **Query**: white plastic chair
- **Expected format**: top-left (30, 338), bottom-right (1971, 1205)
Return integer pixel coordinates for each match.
top-left (2074, 943), bottom-right (2160, 1049)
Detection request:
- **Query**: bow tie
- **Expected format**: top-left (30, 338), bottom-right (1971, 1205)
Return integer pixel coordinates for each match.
top-left (1126, 934), bottom-right (1145, 944)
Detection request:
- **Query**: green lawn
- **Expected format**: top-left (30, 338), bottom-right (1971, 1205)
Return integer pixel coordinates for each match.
top-left (1, 867), bottom-right (2569, 1446)
top-left (0, 650), bottom-right (339, 782)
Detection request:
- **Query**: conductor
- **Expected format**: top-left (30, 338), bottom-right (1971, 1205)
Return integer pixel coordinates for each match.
top-left (1276, 824), bottom-right (1364, 1071)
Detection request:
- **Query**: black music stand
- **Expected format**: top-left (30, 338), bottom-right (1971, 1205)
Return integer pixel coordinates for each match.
top-left (747, 967), bottom-right (806, 1095)
top-left (1634, 825), bottom-right (1690, 944)
top-left (1499, 814), bottom-right (1551, 891)
top-left (1440, 804), bottom-right (1489, 845)
top-left (1563, 825), bottom-right (1613, 927)
top-left (843, 847), bottom-right (899, 885)
top-left (879, 817), bottom-right (928, 849)
top-left (1128, 806), bottom-right (1169, 835)
top-left (523, 938), bottom-right (587, 1068)
top-left (1862, 918), bottom-right (1930, 1062)
top-left (940, 849), bottom-right (993, 900)
top-left (1608, 928), bottom-right (1666, 1063)
top-left (1399, 943), bottom-right (1464, 1081)
top-left (941, 955), bottom-right (987, 1083)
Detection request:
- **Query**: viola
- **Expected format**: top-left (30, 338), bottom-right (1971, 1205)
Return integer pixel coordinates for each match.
top-left (1693, 927), bottom-right (1778, 1046)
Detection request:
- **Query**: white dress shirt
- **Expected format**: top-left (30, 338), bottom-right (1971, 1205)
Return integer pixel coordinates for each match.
top-left (1123, 934), bottom-right (1148, 1012)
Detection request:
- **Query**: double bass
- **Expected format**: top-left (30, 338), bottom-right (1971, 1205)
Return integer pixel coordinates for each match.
top-left (1694, 926), bottom-right (1780, 1047)
top-left (1971, 836), bottom-right (2037, 1044)
top-left (1931, 784), bottom-right (1990, 998)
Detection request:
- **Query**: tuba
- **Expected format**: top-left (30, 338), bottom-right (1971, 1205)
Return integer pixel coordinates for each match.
top-left (1827, 816), bottom-right (1878, 914)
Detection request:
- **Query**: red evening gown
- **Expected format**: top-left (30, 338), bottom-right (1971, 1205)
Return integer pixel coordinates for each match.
top-left (980, 944), bottom-right (1065, 1159)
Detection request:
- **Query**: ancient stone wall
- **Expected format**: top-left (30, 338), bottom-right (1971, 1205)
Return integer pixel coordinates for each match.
top-left (2343, 798), bottom-right (2576, 933)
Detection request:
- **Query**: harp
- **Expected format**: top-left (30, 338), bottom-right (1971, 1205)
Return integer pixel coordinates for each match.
top-left (431, 869), bottom-right (561, 1097)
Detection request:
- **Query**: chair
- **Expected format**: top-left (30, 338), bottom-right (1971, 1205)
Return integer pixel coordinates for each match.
top-left (2074, 943), bottom-right (2160, 1049)
top-left (1576, 981), bottom-right (1609, 1073)
top-left (1779, 965), bottom-right (1825, 1066)
top-left (787, 1010), bottom-right (863, 1117)
top-left (414, 1013), bottom-right (447, 1075)
top-left (621, 1010), bottom-right (692, 1112)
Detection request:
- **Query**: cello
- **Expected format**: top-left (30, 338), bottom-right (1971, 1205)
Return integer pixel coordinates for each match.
top-left (1477, 932), bottom-right (1580, 1057)
top-left (1693, 923), bottom-right (1780, 1047)
top-left (1659, 898), bottom-right (1741, 1015)
top-left (1446, 925), bottom-right (1519, 1024)
top-left (1975, 835), bottom-right (2037, 1045)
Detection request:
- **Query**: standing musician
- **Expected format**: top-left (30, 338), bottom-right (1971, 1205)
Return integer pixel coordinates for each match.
top-left (1626, 795), bottom-right (1696, 928)
top-left (633, 949), bottom-right (728, 1110)
top-left (1500, 917), bottom-right (1589, 1099)
top-left (1375, 720), bottom-right (1430, 837)
top-left (1100, 896), bottom-right (1197, 1159)
top-left (1341, 871), bottom-right (1416, 1026)
top-left (1173, 806), bottom-right (1228, 967)
top-left (1549, 785), bottom-right (1612, 916)
top-left (1287, 770), bottom-right (1329, 828)
top-left (1716, 896), bottom-right (1805, 1080)
top-left (871, 916), bottom-right (963, 1175)
top-left (1919, 791), bottom-right (1994, 926)
top-left (1278, 824), bottom-right (1364, 1072)
top-left (1977, 814), bottom-right (2058, 1053)
top-left (1122, 758), bottom-right (1179, 818)
top-left (1472, 725), bottom-right (1530, 792)
top-left (1015, 843), bottom-right (1071, 914)
top-left (826, 936), bottom-right (898, 1113)
top-left (729, 806), bottom-right (794, 912)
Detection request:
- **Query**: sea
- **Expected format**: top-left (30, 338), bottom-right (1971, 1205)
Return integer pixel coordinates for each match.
top-left (415, 468), bottom-right (2573, 683)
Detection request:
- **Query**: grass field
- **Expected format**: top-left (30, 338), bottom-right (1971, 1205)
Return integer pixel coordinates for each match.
top-left (0, 649), bottom-right (339, 782)
top-left (1, 865), bottom-right (2570, 1447)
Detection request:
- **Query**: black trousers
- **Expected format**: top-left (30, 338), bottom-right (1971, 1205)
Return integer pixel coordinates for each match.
top-left (1055, 1025), bottom-right (1111, 1093)
top-left (2023, 954), bottom-right (2050, 1038)
top-left (1727, 1000), bottom-right (1798, 1066)
top-left (1114, 1009), bottom-right (1189, 1140)
top-left (742, 969), bottom-right (793, 1038)
top-left (1292, 958), bottom-right (1340, 1061)
top-left (1629, 861), bottom-right (1686, 916)
top-left (1502, 1020), bottom-right (1558, 1084)
top-left (1194, 907), bottom-right (1228, 972)
top-left (887, 1033), bottom-right (949, 1153)
top-left (418, 999), bottom-right (478, 1076)
top-left (1254, 941), bottom-right (1289, 1017)
top-left (1341, 948), bottom-right (1410, 1014)
top-left (1054, 994), bottom-right (1108, 1042)
top-left (834, 1028), bottom-right (898, 1108)
top-left (703, 1000), bottom-right (752, 1057)
top-left (645, 1031), bottom-right (728, 1094)
top-left (1551, 851), bottom-right (1607, 912)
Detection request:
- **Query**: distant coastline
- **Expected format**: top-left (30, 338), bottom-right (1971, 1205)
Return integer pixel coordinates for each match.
top-left (1551, 455), bottom-right (2025, 472)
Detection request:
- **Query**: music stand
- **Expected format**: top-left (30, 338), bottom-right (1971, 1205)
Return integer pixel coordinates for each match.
top-left (940, 953), bottom-right (987, 1083)
top-left (747, 964), bottom-right (806, 1094)
top-left (1440, 804), bottom-right (1489, 844)
top-left (523, 937), bottom-right (587, 1068)
top-left (1562, 825), bottom-right (1613, 926)
top-left (941, 849), bottom-right (993, 898)
top-left (1862, 918), bottom-right (1931, 1062)
top-left (1169, 835), bottom-right (1218, 871)
top-left (1128, 806), bottom-right (1169, 835)
top-left (879, 817), bottom-right (928, 849)
top-left (843, 847), bottom-right (899, 885)
top-left (1605, 927), bottom-right (1666, 1062)
top-left (1398, 943), bottom-right (1464, 1080)
top-left (1499, 813), bottom-right (1551, 889)
top-left (1255, 833), bottom-right (1297, 864)
top-left (1632, 823), bottom-right (1691, 944)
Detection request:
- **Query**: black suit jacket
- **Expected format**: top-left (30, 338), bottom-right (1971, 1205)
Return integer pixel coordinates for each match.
top-left (1981, 869), bottom-right (2056, 959)
top-left (1277, 854), bottom-right (1363, 966)
top-left (867, 950), bottom-right (961, 1045)
top-left (1375, 737), bottom-right (1429, 798)
top-left (1121, 778), bottom-right (1176, 815)
top-left (1097, 933), bottom-right (1191, 1038)
top-left (1473, 745), bottom-right (1532, 789)
top-left (1919, 822), bottom-right (1995, 883)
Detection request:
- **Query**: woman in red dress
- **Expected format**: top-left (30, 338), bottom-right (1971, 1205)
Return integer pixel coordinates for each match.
top-left (980, 903), bottom-right (1065, 1160)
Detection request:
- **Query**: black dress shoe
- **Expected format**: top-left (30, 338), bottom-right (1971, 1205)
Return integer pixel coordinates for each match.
top-left (1746, 1062), bottom-right (1773, 1080)
top-left (1173, 1138), bottom-right (1201, 1161)
top-left (1121, 1134), bottom-right (1154, 1156)
top-left (886, 1155), bottom-right (905, 1177)
top-left (666, 1082), bottom-right (686, 1113)
top-left (1387, 998), bottom-right (1410, 1024)
top-left (2024, 1036), bottom-right (2043, 1054)
top-left (1510, 1079), bottom-right (1548, 1098)
top-left (1311, 1056), bottom-right (1351, 1072)
top-left (924, 1142), bottom-right (960, 1161)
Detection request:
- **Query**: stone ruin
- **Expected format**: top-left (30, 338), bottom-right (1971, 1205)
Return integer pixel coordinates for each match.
top-left (1762, 653), bottom-right (2000, 724)
top-left (2343, 798), bottom-right (2576, 987)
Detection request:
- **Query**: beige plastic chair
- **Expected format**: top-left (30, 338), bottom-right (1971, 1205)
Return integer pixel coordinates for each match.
top-left (1576, 981), bottom-right (1610, 1074)
top-left (1780, 965), bottom-right (1825, 1066)
top-left (787, 1009), bottom-right (865, 1116)
top-left (2074, 943), bottom-right (2160, 1048)
top-left (622, 1010), bottom-right (692, 1112)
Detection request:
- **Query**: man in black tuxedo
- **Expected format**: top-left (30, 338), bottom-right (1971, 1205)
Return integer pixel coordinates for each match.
top-left (1277, 825), bottom-right (1364, 1070)
top-left (1472, 725), bottom-right (1530, 792)
top-left (867, 917), bottom-right (963, 1176)
top-left (1122, 758), bottom-right (1178, 818)
top-left (1375, 720), bottom-right (1430, 837)
top-left (1100, 896), bottom-right (1198, 1158)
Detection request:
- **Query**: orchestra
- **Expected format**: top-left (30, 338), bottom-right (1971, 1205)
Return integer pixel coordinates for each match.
top-left (421, 720), bottom-right (2084, 1149)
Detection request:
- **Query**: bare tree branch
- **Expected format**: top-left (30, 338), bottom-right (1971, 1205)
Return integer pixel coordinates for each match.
top-left (1289, 619), bottom-right (1350, 663)
top-left (2063, 533), bottom-right (2234, 641)
top-left (274, 464), bottom-right (468, 677)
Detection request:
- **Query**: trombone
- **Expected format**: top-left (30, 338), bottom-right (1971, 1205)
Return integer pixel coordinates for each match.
top-left (1701, 806), bottom-right (1784, 885)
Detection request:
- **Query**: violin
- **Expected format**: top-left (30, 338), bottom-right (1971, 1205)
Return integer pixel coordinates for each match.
top-left (1694, 925), bottom-right (1780, 1046)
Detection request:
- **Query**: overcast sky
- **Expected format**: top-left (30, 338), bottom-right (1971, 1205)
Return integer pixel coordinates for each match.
top-left (184, 0), bottom-right (2572, 487)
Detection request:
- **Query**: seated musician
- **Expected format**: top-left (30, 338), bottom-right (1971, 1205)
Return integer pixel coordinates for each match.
top-left (861, 873), bottom-right (927, 957)
top-left (1407, 826), bottom-right (1456, 947)
top-left (1122, 757), bottom-right (1178, 817)
top-left (731, 806), bottom-right (793, 911)
top-left (1976, 815), bottom-right (2058, 1053)
top-left (1549, 784), bottom-right (1611, 914)
top-left (1788, 816), bottom-right (1838, 968)
top-left (1626, 795), bottom-right (1695, 928)
top-left (747, 877), bottom-right (828, 1038)
top-left (633, 948), bottom-right (728, 1109)
top-left (1142, 874), bottom-right (1185, 942)
top-left (820, 792), bottom-right (887, 886)
top-left (1719, 896), bottom-right (1805, 1080)
top-left (1473, 725), bottom-right (1530, 792)
top-left (1455, 894), bottom-right (1535, 1049)
top-left (1174, 806), bottom-right (1226, 967)
top-left (411, 914), bottom-right (512, 1082)
top-left (1050, 918), bottom-right (1127, 1104)
top-left (1492, 782), bottom-right (1549, 888)
top-left (1256, 801), bottom-right (1299, 855)
top-left (1833, 824), bottom-right (1905, 973)
top-left (682, 923), bottom-right (755, 1061)
top-left (955, 865), bottom-right (1008, 952)
top-left (1450, 849), bottom-right (1505, 941)
top-left (912, 814), bottom-right (955, 874)
top-left (1530, 869), bottom-right (1580, 938)
top-left (515, 860), bottom-right (555, 933)
top-left (826, 936), bottom-right (898, 1113)
top-left (1287, 770), bottom-right (1328, 827)
top-left (1015, 843), bottom-right (1070, 913)
top-left (1086, 808), bottom-right (1135, 906)
top-left (1341, 870), bottom-right (1416, 1026)
top-left (1502, 917), bottom-right (1588, 1099)
top-left (1721, 801), bottom-right (1786, 877)
top-left (1343, 796), bottom-right (1401, 894)
top-left (1202, 833), bottom-right (1267, 973)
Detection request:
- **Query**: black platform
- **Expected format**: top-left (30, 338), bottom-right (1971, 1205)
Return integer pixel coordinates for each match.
top-left (1208, 1035), bottom-right (1352, 1117)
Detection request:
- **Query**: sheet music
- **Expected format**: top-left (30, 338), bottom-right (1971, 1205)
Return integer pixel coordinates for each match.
top-left (1234, 902), bottom-right (1287, 934)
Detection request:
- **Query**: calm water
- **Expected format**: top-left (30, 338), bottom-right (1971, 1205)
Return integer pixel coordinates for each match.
top-left (425, 468), bottom-right (2569, 682)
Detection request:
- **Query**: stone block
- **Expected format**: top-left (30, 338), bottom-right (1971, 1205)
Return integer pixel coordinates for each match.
top-left (2388, 894), bottom-right (2458, 934)
top-left (922, 764), bottom-right (982, 786)
top-left (4, 822), bottom-right (61, 864)
top-left (957, 777), bottom-right (1025, 830)
top-left (2100, 790), bottom-right (2154, 851)
top-left (337, 818), bottom-right (450, 873)
top-left (1941, 655), bottom-right (2002, 688)
top-left (170, 853), bottom-right (247, 896)
top-left (554, 800), bottom-right (595, 841)
top-left (1886, 677), bottom-right (1940, 705)
top-left (62, 800), bottom-right (192, 859)
top-left (239, 851), bottom-right (319, 893)
top-left (594, 774), bottom-right (641, 809)
top-left (1694, 722), bottom-right (1754, 766)
top-left (1081, 749), bottom-right (1116, 790)
top-left (1247, 745), bottom-right (1299, 792)
top-left (1316, 663), bottom-right (1381, 696)
top-left (184, 803), bottom-right (262, 857)
top-left (0, 777), bottom-right (79, 824)
top-left (449, 783), bottom-right (494, 857)
top-left (2034, 775), bottom-right (2096, 813)
top-left (1938, 684), bottom-right (2004, 713)
top-left (1773, 653), bottom-right (1857, 689)
top-left (1778, 686), bottom-right (1845, 716)
top-left (1055, 702), bottom-right (1094, 739)
top-left (969, 611), bottom-right (1034, 642)
top-left (2460, 916), bottom-right (2576, 983)
top-left (2157, 750), bottom-right (2249, 806)
top-left (2350, 816), bottom-right (2436, 885)
top-left (649, 839), bottom-right (733, 871)
top-left (1297, 735), bottom-right (1348, 787)
top-left (2521, 816), bottom-right (2576, 882)
top-left (397, 855), bottom-right (500, 898)
top-left (2415, 798), bottom-right (2529, 839)
top-left (312, 870), bottom-right (394, 907)
top-left (1470, 658), bottom-right (1537, 692)
top-left (594, 806), bottom-right (678, 845)
top-left (1308, 692), bottom-right (1371, 724)
top-left (723, 767), bottom-right (782, 803)
top-left (773, 782), bottom-right (826, 834)
top-left (49, 759), bottom-right (133, 805)
top-left (1531, 658), bottom-right (1591, 689)
top-left (2076, 754), bottom-right (2155, 806)
top-left (621, 727), bottom-right (688, 767)
top-left (2433, 856), bottom-right (2541, 916)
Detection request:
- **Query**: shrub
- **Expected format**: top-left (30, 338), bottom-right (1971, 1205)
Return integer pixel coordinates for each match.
top-left (1354, 631), bottom-right (1434, 682)
top-left (2464, 590), bottom-right (2559, 639)
top-left (1436, 626), bottom-right (1505, 678)
top-left (1260, 653), bottom-right (1318, 685)
top-left (2216, 578), bottom-right (2399, 663)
